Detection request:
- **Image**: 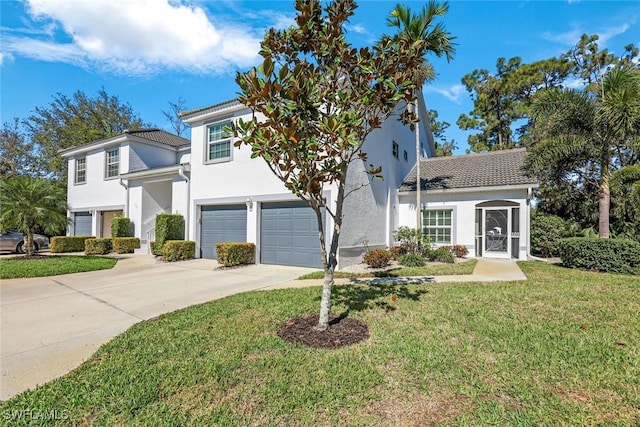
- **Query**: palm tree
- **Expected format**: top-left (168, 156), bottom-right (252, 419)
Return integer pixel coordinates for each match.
top-left (385, 2), bottom-right (456, 231)
top-left (0, 176), bottom-right (69, 256)
top-left (530, 65), bottom-right (640, 238)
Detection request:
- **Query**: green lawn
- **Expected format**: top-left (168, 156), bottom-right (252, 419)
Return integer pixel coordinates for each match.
top-left (298, 258), bottom-right (478, 280)
top-left (0, 255), bottom-right (117, 279)
top-left (2, 262), bottom-right (639, 425)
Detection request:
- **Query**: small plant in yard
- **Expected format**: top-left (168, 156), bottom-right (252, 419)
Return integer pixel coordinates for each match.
top-left (429, 246), bottom-right (455, 263)
top-left (440, 245), bottom-right (469, 258)
top-left (363, 249), bottom-right (392, 268)
top-left (397, 252), bottom-right (424, 267)
top-left (388, 245), bottom-right (408, 260)
top-left (393, 226), bottom-right (430, 255)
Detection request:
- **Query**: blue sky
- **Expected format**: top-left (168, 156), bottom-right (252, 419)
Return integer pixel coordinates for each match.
top-left (2, 0), bottom-right (639, 153)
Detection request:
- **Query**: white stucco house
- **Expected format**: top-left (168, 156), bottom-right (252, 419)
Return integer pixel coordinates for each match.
top-left (61, 95), bottom-right (538, 268)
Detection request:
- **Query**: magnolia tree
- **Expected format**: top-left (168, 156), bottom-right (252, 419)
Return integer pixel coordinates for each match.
top-left (233, 0), bottom-right (430, 330)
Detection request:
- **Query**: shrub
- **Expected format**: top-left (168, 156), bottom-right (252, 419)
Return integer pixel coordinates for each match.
top-left (50, 236), bottom-right (95, 253)
top-left (393, 226), bottom-right (430, 254)
top-left (362, 249), bottom-right (391, 268)
top-left (557, 238), bottom-right (640, 275)
top-left (531, 212), bottom-right (573, 257)
top-left (442, 245), bottom-right (468, 258)
top-left (162, 240), bottom-right (196, 262)
top-left (113, 237), bottom-right (141, 254)
top-left (429, 247), bottom-right (455, 264)
top-left (111, 216), bottom-right (133, 238)
top-left (85, 238), bottom-right (112, 255)
top-left (397, 252), bottom-right (424, 267)
top-left (216, 243), bottom-right (256, 267)
top-left (389, 245), bottom-right (408, 260)
top-left (153, 213), bottom-right (185, 255)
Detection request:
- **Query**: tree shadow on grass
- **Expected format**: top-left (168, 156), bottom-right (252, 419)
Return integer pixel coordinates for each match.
top-left (325, 280), bottom-right (431, 316)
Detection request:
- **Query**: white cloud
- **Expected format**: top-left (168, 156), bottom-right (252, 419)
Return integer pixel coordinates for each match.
top-left (3, 0), bottom-right (264, 75)
top-left (541, 22), bottom-right (633, 47)
top-left (424, 84), bottom-right (466, 103)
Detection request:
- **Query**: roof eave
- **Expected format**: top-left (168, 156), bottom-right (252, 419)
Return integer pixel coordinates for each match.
top-left (120, 163), bottom-right (191, 180)
top-left (398, 182), bottom-right (539, 196)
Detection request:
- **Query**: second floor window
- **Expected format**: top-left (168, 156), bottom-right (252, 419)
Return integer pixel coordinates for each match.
top-left (392, 141), bottom-right (399, 159)
top-left (207, 121), bottom-right (232, 163)
top-left (75, 158), bottom-right (86, 184)
top-left (106, 149), bottom-right (119, 178)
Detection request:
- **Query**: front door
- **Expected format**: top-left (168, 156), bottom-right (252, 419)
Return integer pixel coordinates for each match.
top-left (484, 208), bottom-right (510, 258)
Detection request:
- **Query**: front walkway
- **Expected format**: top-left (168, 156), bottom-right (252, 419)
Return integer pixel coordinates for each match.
top-left (266, 258), bottom-right (527, 289)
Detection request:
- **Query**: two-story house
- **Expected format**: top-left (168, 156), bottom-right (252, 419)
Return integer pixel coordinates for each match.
top-left (62, 94), bottom-right (538, 267)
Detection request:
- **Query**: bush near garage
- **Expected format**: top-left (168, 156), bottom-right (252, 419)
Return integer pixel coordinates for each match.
top-left (151, 213), bottom-right (185, 255)
top-left (50, 236), bottom-right (95, 253)
top-left (162, 240), bottom-right (196, 262)
top-left (85, 238), bottom-right (112, 255)
top-left (216, 242), bottom-right (256, 267)
top-left (362, 249), bottom-right (391, 268)
top-left (557, 237), bottom-right (640, 275)
top-left (111, 216), bottom-right (133, 238)
top-left (113, 237), bottom-right (141, 254)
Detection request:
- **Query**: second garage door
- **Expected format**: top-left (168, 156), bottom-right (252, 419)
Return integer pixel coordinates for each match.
top-left (200, 205), bottom-right (247, 259)
top-left (261, 201), bottom-right (324, 268)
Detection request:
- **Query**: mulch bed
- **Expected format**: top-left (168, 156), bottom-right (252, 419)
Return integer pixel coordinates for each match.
top-left (277, 314), bottom-right (369, 349)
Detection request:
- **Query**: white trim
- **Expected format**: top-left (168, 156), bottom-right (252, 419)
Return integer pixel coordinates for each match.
top-left (120, 164), bottom-right (190, 180)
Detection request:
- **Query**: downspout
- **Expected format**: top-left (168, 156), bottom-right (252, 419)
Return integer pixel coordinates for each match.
top-left (178, 165), bottom-right (190, 240)
top-left (119, 178), bottom-right (129, 217)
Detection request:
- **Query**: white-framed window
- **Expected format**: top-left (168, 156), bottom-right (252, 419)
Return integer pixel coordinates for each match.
top-left (206, 121), bottom-right (232, 163)
top-left (392, 141), bottom-right (399, 159)
top-left (105, 148), bottom-right (119, 178)
top-left (75, 158), bottom-right (86, 184)
top-left (422, 209), bottom-right (452, 245)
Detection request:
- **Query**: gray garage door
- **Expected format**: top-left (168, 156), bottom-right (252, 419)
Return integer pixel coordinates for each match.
top-left (74, 212), bottom-right (92, 236)
top-left (261, 201), bottom-right (324, 268)
top-left (200, 205), bottom-right (247, 259)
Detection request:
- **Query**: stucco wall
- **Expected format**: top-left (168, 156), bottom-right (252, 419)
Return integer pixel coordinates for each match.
top-left (339, 103), bottom-right (428, 266)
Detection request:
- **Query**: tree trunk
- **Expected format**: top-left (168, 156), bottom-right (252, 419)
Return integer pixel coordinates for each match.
top-left (598, 178), bottom-right (610, 239)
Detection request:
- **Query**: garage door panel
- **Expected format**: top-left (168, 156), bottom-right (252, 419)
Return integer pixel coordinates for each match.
top-left (261, 201), bottom-right (324, 268)
top-left (74, 212), bottom-right (92, 236)
top-left (200, 205), bottom-right (247, 259)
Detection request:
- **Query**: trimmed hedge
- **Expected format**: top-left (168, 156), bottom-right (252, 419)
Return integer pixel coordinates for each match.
top-left (85, 238), bottom-right (112, 255)
top-left (557, 238), bottom-right (640, 275)
top-left (113, 237), bottom-right (141, 254)
top-left (50, 236), bottom-right (95, 253)
top-left (215, 243), bottom-right (256, 267)
top-left (152, 213), bottom-right (185, 255)
top-left (111, 216), bottom-right (133, 238)
top-left (162, 240), bottom-right (195, 262)
top-left (531, 212), bottom-right (572, 257)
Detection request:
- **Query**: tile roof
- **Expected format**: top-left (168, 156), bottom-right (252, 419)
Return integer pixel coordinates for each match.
top-left (124, 128), bottom-right (190, 147)
top-left (399, 148), bottom-right (538, 192)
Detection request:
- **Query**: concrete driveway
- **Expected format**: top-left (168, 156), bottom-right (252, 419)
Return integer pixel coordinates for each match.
top-left (0, 254), bottom-right (315, 401)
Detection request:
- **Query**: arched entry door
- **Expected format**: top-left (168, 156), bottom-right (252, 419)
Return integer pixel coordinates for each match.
top-left (475, 201), bottom-right (520, 259)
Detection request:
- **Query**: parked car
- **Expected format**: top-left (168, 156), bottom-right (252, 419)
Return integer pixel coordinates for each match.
top-left (0, 231), bottom-right (50, 253)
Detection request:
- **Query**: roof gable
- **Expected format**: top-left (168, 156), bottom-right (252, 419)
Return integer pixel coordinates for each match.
top-left (400, 148), bottom-right (538, 192)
